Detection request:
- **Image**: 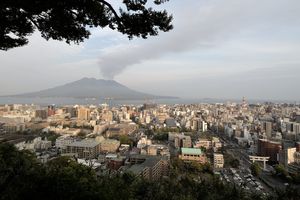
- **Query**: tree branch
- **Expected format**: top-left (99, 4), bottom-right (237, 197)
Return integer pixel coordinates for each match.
top-left (97, 0), bottom-right (121, 24)
top-left (26, 15), bottom-right (40, 30)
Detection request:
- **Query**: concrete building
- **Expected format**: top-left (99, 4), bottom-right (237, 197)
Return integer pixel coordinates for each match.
top-left (201, 121), bottom-right (208, 132)
top-left (15, 137), bottom-right (50, 151)
top-left (257, 139), bottom-right (282, 163)
top-left (147, 145), bottom-right (157, 156)
top-left (55, 136), bottom-right (77, 150)
top-left (47, 105), bottom-right (55, 117)
top-left (35, 109), bottom-right (47, 119)
top-left (77, 107), bottom-right (90, 120)
top-left (174, 134), bottom-right (192, 148)
top-left (93, 123), bottom-right (109, 134)
top-left (127, 155), bottom-right (169, 181)
top-left (165, 118), bottom-right (177, 128)
top-left (65, 139), bottom-right (100, 159)
top-left (106, 123), bottom-right (137, 137)
top-left (100, 139), bottom-right (120, 153)
top-left (213, 153), bottom-right (224, 169)
top-left (2, 123), bottom-right (25, 134)
top-left (137, 135), bottom-right (152, 149)
top-left (194, 139), bottom-right (212, 149)
top-left (263, 121), bottom-right (272, 138)
top-left (212, 137), bottom-right (222, 151)
top-left (181, 136), bottom-right (192, 148)
top-left (179, 148), bottom-right (207, 164)
top-left (101, 110), bottom-right (113, 122)
top-left (279, 147), bottom-right (296, 167)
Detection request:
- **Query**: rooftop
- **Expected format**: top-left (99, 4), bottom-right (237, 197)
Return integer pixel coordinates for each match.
top-left (101, 139), bottom-right (120, 145)
top-left (181, 148), bottom-right (202, 155)
top-left (68, 139), bottom-right (100, 148)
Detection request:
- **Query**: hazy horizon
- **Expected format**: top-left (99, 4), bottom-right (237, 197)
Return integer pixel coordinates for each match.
top-left (1, 0), bottom-right (300, 101)
top-left (0, 77), bottom-right (298, 103)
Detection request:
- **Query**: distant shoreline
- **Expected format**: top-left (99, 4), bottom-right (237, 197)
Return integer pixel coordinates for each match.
top-left (0, 96), bottom-right (298, 106)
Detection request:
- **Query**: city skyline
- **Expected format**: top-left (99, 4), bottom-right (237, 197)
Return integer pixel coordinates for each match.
top-left (1, 0), bottom-right (300, 100)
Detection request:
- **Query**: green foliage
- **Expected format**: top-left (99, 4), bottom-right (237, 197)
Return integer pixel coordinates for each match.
top-left (119, 135), bottom-right (133, 146)
top-left (0, 143), bottom-right (43, 199)
top-left (250, 162), bottom-right (261, 177)
top-left (290, 172), bottom-right (300, 184)
top-left (171, 158), bottom-right (213, 178)
top-left (272, 164), bottom-right (295, 183)
top-left (224, 153), bottom-right (240, 168)
top-left (275, 185), bottom-right (300, 200)
top-left (155, 126), bottom-right (180, 133)
top-left (77, 130), bottom-right (87, 138)
top-left (40, 131), bottom-right (60, 144)
top-left (274, 164), bottom-right (288, 177)
top-left (0, 0), bottom-right (173, 50)
top-left (152, 132), bottom-right (168, 141)
top-left (0, 143), bottom-right (299, 200)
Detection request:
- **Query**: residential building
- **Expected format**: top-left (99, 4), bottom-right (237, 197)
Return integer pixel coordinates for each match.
top-left (65, 139), bottom-right (100, 159)
top-left (127, 155), bottom-right (169, 181)
top-left (77, 107), bottom-right (90, 120)
top-left (213, 153), bottom-right (224, 169)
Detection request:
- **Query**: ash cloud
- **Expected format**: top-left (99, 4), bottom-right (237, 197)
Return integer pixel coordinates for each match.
top-left (98, 0), bottom-right (300, 79)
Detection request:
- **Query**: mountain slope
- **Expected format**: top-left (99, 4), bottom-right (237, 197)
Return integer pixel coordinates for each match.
top-left (13, 78), bottom-right (176, 100)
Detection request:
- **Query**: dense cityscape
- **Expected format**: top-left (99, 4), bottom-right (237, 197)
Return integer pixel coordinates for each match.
top-left (0, 98), bottom-right (300, 199)
top-left (2, 0), bottom-right (300, 199)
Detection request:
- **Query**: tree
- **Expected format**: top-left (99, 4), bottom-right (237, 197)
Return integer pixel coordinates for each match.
top-left (250, 162), bottom-right (261, 177)
top-left (119, 135), bottom-right (133, 146)
top-left (152, 132), bottom-right (168, 141)
top-left (273, 164), bottom-right (291, 181)
top-left (224, 153), bottom-right (240, 168)
top-left (0, 0), bottom-right (173, 50)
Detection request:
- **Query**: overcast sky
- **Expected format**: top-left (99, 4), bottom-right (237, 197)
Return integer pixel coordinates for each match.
top-left (1, 0), bottom-right (300, 100)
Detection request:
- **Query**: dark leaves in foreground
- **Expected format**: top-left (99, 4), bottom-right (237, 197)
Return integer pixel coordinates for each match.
top-left (0, 0), bottom-right (173, 50)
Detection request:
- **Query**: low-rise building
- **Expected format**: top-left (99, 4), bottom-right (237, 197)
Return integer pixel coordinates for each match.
top-left (179, 148), bottom-right (207, 164)
top-left (213, 153), bottom-right (224, 169)
top-left (55, 135), bottom-right (77, 150)
top-left (194, 139), bottom-right (212, 149)
top-left (65, 139), bottom-right (100, 159)
top-left (3, 123), bottom-right (25, 134)
top-left (127, 155), bottom-right (169, 181)
top-left (100, 139), bottom-right (120, 153)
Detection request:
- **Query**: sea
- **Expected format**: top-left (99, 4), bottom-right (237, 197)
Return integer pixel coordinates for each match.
top-left (0, 97), bottom-right (297, 107)
top-left (0, 97), bottom-right (216, 107)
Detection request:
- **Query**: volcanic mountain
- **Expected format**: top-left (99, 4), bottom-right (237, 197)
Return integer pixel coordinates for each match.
top-left (13, 78), bottom-right (176, 100)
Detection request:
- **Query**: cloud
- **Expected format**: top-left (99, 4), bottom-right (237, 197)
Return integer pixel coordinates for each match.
top-left (0, 33), bottom-right (99, 95)
top-left (98, 0), bottom-right (300, 79)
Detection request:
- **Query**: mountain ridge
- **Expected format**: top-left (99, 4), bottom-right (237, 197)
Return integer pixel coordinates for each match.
top-left (9, 77), bottom-right (177, 100)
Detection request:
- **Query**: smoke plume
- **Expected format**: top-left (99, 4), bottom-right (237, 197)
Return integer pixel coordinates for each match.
top-left (98, 0), bottom-right (298, 79)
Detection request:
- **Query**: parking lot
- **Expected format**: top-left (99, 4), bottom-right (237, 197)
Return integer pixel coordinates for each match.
top-left (220, 168), bottom-right (269, 196)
